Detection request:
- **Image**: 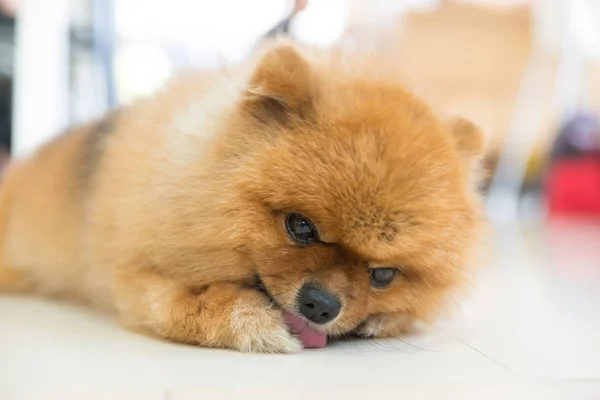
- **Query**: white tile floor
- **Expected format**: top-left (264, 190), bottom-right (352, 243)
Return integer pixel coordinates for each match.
top-left (1, 220), bottom-right (600, 399)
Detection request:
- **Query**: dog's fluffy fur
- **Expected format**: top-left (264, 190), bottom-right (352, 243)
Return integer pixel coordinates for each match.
top-left (0, 41), bottom-right (486, 353)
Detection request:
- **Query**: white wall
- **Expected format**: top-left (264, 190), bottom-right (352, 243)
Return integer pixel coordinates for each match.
top-left (12, 0), bottom-right (70, 158)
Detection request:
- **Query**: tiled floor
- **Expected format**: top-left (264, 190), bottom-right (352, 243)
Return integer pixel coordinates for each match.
top-left (1, 220), bottom-right (599, 399)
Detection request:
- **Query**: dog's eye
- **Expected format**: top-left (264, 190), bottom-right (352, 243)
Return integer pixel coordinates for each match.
top-left (370, 268), bottom-right (396, 288)
top-left (285, 213), bottom-right (319, 245)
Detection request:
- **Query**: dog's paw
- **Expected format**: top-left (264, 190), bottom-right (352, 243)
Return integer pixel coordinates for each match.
top-left (358, 313), bottom-right (417, 338)
top-left (229, 293), bottom-right (302, 354)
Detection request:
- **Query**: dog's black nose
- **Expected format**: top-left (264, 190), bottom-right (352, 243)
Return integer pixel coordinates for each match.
top-left (298, 283), bottom-right (341, 324)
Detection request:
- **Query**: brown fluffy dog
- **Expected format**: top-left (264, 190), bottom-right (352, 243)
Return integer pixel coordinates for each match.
top-left (0, 41), bottom-right (486, 353)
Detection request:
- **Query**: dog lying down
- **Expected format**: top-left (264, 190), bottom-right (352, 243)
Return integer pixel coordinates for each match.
top-left (0, 40), bottom-right (486, 352)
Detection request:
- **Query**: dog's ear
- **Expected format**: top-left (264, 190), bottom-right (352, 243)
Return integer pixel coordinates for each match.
top-left (243, 45), bottom-right (314, 125)
top-left (445, 117), bottom-right (486, 160)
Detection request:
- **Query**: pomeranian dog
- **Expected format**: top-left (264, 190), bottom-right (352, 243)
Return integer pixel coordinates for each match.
top-left (0, 41), bottom-right (486, 353)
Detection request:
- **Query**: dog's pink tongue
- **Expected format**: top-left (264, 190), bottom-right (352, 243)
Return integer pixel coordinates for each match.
top-left (283, 311), bottom-right (327, 348)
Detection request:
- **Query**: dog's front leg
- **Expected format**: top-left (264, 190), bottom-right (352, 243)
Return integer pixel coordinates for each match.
top-left (113, 267), bottom-right (301, 353)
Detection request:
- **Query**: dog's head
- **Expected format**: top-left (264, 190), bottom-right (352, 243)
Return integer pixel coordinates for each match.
top-left (226, 43), bottom-right (486, 338)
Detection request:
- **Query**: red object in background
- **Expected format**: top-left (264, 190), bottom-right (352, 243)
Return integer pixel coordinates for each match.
top-left (546, 155), bottom-right (600, 216)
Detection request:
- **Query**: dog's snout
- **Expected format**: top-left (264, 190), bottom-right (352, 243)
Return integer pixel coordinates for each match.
top-left (298, 283), bottom-right (341, 324)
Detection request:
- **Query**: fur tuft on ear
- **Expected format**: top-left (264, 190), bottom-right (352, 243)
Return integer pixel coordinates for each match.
top-left (445, 117), bottom-right (486, 160)
top-left (243, 44), bottom-right (315, 124)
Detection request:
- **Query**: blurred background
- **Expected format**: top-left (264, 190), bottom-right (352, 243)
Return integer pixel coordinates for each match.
top-left (1, 0), bottom-right (600, 225)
